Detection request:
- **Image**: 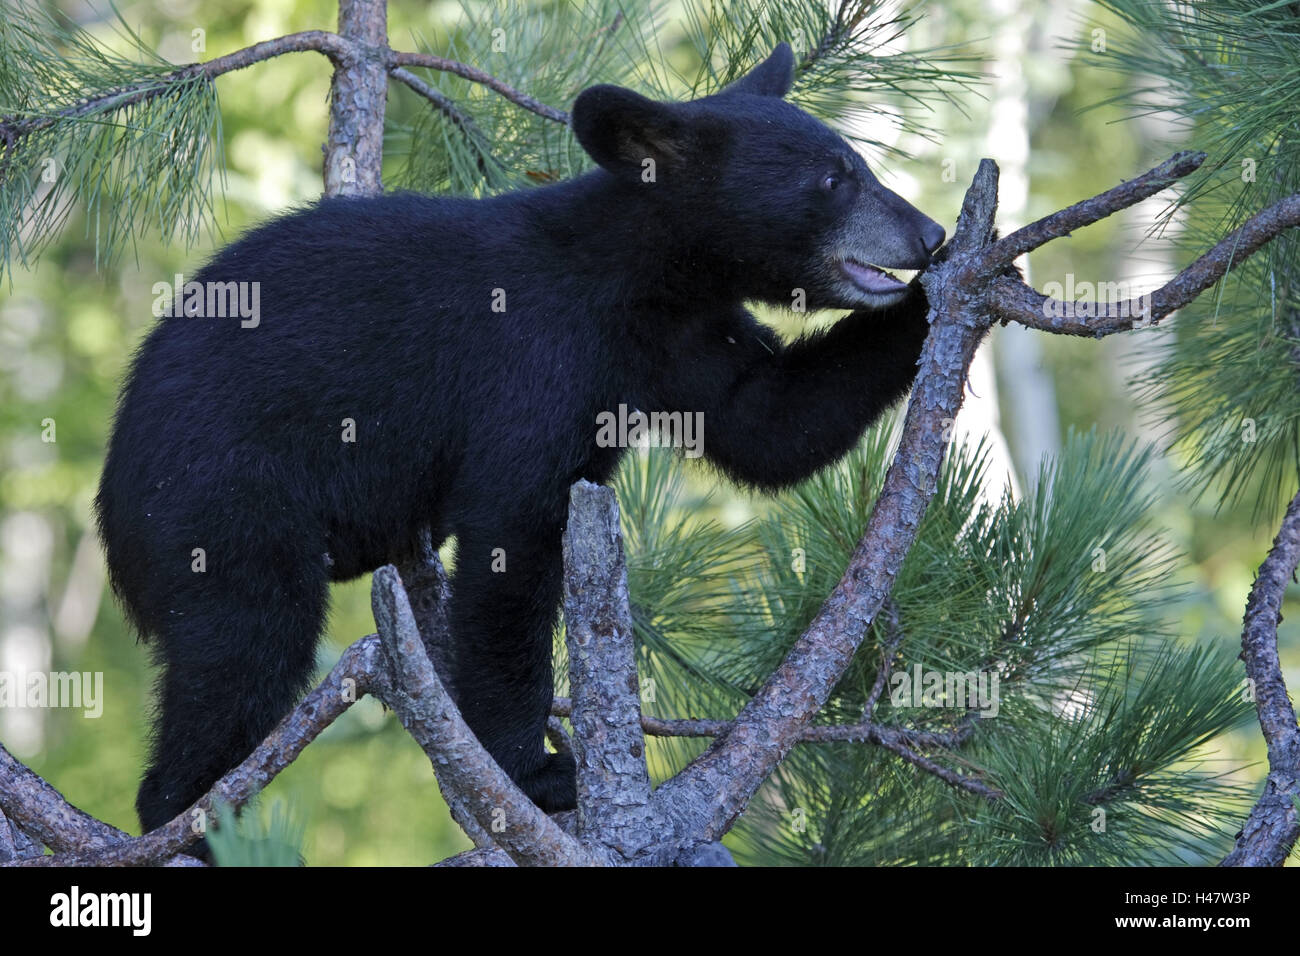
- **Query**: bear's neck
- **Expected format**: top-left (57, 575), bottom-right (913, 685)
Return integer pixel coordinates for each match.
top-left (517, 170), bottom-right (744, 312)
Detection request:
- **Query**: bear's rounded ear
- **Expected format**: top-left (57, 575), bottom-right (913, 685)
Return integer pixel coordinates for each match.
top-left (572, 85), bottom-right (692, 179)
top-left (723, 43), bottom-right (796, 98)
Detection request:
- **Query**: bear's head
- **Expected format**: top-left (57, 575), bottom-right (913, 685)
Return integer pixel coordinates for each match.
top-left (572, 43), bottom-right (946, 311)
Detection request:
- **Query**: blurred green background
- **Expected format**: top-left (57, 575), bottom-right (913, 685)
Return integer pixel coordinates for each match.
top-left (1, 0), bottom-right (1295, 864)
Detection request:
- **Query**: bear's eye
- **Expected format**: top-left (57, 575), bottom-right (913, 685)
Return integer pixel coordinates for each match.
top-left (820, 173), bottom-right (842, 192)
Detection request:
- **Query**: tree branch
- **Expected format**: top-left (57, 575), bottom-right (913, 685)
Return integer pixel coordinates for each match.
top-left (549, 697), bottom-right (990, 800)
top-left (392, 545), bottom-right (496, 848)
top-left (979, 150), bottom-right (1207, 273)
top-left (388, 67), bottom-right (499, 177)
top-left (369, 566), bottom-right (603, 866)
top-left (6, 636), bottom-right (384, 866)
top-left (325, 0), bottom-right (388, 196)
top-left (981, 153), bottom-right (1300, 336)
top-left (0, 27), bottom-right (568, 191)
top-left (561, 482), bottom-right (655, 858)
top-left (0, 32), bottom-right (350, 147)
top-left (0, 742), bottom-right (133, 857)
top-left (800, 0), bottom-right (875, 73)
top-left (387, 51), bottom-right (570, 125)
top-left (1222, 488), bottom-right (1300, 867)
top-left (862, 598), bottom-right (905, 723)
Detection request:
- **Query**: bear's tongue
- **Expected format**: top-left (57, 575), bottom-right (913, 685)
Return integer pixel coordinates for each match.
top-left (841, 258), bottom-right (908, 294)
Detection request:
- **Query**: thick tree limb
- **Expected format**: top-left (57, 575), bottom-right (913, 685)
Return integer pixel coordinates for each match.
top-left (325, 0), bottom-right (388, 196)
top-left (434, 845), bottom-right (515, 866)
top-left (0, 742), bottom-right (132, 856)
top-left (393, 547), bottom-right (495, 848)
top-left (395, 536), bottom-right (455, 693)
top-left (1222, 489), bottom-right (1300, 867)
top-left (561, 482), bottom-right (655, 858)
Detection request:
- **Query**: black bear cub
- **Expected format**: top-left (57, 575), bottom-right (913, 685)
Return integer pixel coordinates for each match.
top-left (96, 43), bottom-right (944, 836)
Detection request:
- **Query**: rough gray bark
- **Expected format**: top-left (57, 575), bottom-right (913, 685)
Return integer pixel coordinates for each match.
top-left (11, 637), bottom-right (386, 866)
top-left (325, 0), bottom-right (388, 197)
top-left (396, 534), bottom-right (455, 690)
top-left (392, 543), bottom-right (496, 848)
top-left (0, 798), bottom-right (54, 861)
top-left (561, 481), bottom-right (655, 858)
top-left (1221, 489), bottom-right (1300, 866)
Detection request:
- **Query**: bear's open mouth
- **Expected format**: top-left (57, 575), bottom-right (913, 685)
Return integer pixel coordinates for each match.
top-left (839, 258), bottom-right (910, 295)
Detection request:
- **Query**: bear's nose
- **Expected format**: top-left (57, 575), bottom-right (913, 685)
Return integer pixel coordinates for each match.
top-left (920, 219), bottom-right (946, 255)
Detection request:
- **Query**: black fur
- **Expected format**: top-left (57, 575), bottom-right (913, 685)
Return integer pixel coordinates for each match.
top-left (96, 44), bottom-right (945, 837)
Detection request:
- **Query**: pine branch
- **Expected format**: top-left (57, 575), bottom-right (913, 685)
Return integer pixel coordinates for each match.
top-left (1, 7), bottom-right (569, 264)
top-left (986, 153), bottom-right (1300, 335)
top-left (551, 696), bottom-right (990, 800)
top-left (0, 31), bottom-right (348, 149)
top-left (861, 597), bottom-right (904, 723)
top-left (550, 697), bottom-right (974, 749)
top-left (799, 0), bottom-right (873, 72)
top-left (389, 66), bottom-right (499, 177)
top-left (5, 636), bottom-right (384, 866)
top-left (1222, 488), bottom-right (1300, 866)
top-left (389, 50), bottom-right (570, 125)
top-left (0, 30), bottom-right (565, 150)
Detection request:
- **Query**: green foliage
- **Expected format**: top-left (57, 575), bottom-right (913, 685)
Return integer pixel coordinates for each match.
top-left (392, 0), bottom-right (658, 194)
top-left (960, 644), bottom-right (1250, 866)
top-left (612, 448), bottom-right (758, 776)
top-left (390, 0), bottom-right (980, 196)
top-left (207, 798), bottom-right (306, 867)
top-left (0, 1), bottom-right (222, 281)
top-left (615, 433), bottom-right (1251, 865)
top-left (677, 0), bottom-right (979, 151)
top-left (1090, 1), bottom-right (1300, 516)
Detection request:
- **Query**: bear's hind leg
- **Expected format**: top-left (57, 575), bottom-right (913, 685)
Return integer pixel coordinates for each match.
top-left (136, 558), bottom-right (327, 846)
top-left (447, 521), bottom-right (575, 813)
